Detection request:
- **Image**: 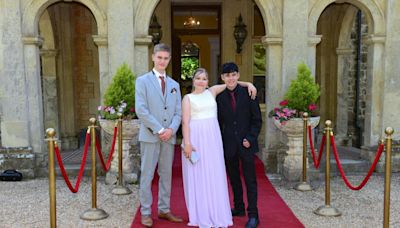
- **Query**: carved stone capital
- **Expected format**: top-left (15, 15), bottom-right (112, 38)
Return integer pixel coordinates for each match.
top-left (40, 49), bottom-right (58, 57)
top-left (134, 36), bottom-right (153, 46)
top-left (365, 34), bottom-right (386, 45)
top-left (308, 35), bottom-right (322, 46)
top-left (336, 48), bottom-right (353, 55)
top-left (92, 35), bottom-right (108, 46)
top-left (22, 36), bottom-right (44, 47)
top-left (261, 35), bottom-right (282, 47)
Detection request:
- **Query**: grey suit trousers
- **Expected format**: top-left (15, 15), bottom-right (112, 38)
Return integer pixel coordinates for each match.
top-left (139, 141), bottom-right (174, 216)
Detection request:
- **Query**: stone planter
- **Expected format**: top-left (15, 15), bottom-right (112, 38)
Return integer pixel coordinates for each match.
top-left (273, 116), bottom-right (320, 181)
top-left (98, 118), bottom-right (140, 184)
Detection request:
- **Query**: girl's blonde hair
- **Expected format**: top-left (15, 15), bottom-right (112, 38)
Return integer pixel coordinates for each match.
top-left (192, 68), bottom-right (209, 91)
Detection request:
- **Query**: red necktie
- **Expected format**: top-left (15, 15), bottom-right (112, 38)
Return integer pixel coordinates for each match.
top-left (229, 91), bottom-right (236, 112)
top-left (159, 75), bottom-right (165, 95)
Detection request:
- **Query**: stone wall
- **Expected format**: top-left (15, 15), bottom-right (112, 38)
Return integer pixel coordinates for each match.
top-left (71, 4), bottom-right (100, 131)
top-left (0, 147), bottom-right (35, 179)
top-left (346, 11), bottom-right (369, 146)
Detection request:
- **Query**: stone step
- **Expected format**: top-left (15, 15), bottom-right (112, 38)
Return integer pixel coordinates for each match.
top-left (55, 164), bottom-right (94, 177)
top-left (307, 146), bottom-right (373, 181)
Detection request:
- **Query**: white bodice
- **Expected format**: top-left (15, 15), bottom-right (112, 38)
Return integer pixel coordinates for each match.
top-left (187, 90), bottom-right (217, 120)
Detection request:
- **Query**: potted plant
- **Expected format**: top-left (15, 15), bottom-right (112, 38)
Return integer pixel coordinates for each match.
top-left (269, 63), bottom-right (320, 181)
top-left (269, 62), bottom-right (320, 130)
top-left (98, 63), bottom-right (136, 120)
top-left (98, 63), bottom-right (140, 184)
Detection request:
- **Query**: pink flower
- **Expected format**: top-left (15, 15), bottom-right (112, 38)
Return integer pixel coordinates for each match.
top-left (308, 104), bottom-right (316, 111)
top-left (129, 107), bottom-right (135, 113)
top-left (279, 100), bottom-right (289, 106)
top-left (282, 108), bottom-right (290, 114)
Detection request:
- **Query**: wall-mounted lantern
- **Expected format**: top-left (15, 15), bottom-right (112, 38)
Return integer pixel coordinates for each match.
top-left (233, 14), bottom-right (247, 54)
top-left (149, 15), bottom-right (162, 45)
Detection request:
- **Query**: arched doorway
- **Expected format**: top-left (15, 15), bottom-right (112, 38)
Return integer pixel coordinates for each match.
top-left (316, 3), bottom-right (369, 148)
top-left (21, 0), bottom-right (108, 158)
top-left (39, 2), bottom-right (100, 150)
top-left (309, 0), bottom-right (386, 147)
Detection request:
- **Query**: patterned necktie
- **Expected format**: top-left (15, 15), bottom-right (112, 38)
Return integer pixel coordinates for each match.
top-left (159, 75), bottom-right (165, 95)
top-left (229, 91), bottom-right (236, 112)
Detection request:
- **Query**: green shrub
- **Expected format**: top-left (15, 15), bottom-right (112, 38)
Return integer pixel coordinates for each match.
top-left (99, 63), bottom-right (136, 120)
top-left (284, 63), bottom-right (320, 114)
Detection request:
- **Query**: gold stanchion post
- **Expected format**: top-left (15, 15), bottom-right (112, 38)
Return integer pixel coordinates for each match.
top-left (112, 113), bottom-right (132, 195)
top-left (295, 112), bottom-right (313, 191)
top-left (46, 128), bottom-right (57, 228)
top-left (80, 118), bottom-right (109, 220)
top-left (314, 120), bottom-right (341, 216)
top-left (383, 127), bottom-right (393, 228)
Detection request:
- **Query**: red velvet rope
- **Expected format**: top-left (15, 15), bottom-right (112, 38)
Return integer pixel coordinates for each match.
top-left (308, 125), bottom-right (326, 169)
top-left (330, 135), bottom-right (384, 190)
top-left (95, 126), bottom-right (118, 172)
top-left (54, 132), bottom-right (90, 193)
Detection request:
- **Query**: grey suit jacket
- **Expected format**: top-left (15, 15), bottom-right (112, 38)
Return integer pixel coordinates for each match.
top-left (135, 71), bottom-right (182, 144)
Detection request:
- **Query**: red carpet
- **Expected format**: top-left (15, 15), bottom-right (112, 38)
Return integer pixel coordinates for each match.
top-left (132, 146), bottom-right (304, 228)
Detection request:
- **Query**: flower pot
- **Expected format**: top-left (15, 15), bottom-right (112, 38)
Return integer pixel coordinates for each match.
top-left (273, 116), bottom-right (320, 136)
top-left (273, 116), bottom-right (320, 181)
top-left (98, 118), bottom-right (141, 184)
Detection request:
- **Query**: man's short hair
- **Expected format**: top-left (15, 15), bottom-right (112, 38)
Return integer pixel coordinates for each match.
top-left (153, 43), bottom-right (171, 54)
top-left (221, 62), bottom-right (239, 74)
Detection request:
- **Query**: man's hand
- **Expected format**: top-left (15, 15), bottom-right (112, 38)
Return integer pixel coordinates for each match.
top-left (159, 128), bottom-right (173, 142)
top-left (243, 138), bottom-right (251, 148)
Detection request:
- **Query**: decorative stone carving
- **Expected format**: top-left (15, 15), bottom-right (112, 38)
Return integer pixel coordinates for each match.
top-left (274, 117), bottom-right (320, 181)
top-left (99, 119), bottom-right (140, 184)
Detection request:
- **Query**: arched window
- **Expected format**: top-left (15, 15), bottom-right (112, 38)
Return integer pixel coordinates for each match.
top-left (181, 41), bottom-right (199, 80)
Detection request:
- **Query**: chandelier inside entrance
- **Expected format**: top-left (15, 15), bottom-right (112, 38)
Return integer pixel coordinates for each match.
top-left (183, 15), bottom-right (200, 28)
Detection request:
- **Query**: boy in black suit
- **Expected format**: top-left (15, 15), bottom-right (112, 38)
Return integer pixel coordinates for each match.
top-left (216, 62), bottom-right (262, 228)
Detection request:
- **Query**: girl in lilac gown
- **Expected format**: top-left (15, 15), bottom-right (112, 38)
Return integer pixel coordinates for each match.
top-left (181, 68), bottom-right (255, 228)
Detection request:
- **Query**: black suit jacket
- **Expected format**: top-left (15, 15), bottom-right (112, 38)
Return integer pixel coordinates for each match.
top-left (217, 85), bottom-right (262, 156)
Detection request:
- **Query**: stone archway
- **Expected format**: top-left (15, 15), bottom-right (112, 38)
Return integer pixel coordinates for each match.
top-left (309, 0), bottom-right (385, 36)
top-left (134, 0), bottom-right (283, 154)
top-left (20, 0), bottom-right (108, 153)
top-left (22, 0), bottom-right (107, 36)
top-left (309, 0), bottom-right (386, 147)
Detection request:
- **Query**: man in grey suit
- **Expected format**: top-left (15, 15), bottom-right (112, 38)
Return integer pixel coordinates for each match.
top-left (135, 43), bottom-right (183, 227)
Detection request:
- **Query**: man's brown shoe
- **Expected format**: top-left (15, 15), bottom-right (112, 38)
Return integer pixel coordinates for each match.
top-left (141, 215), bottom-right (153, 227)
top-left (158, 212), bottom-right (183, 223)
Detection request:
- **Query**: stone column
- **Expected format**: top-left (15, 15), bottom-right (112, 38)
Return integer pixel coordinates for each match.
top-left (22, 36), bottom-right (45, 153)
top-left (108, 0), bottom-right (135, 74)
top-left (364, 35), bottom-right (385, 147)
top-left (93, 35), bottom-right (109, 104)
top-left (0, 2), bottom-right (31, 148)
top-left (308, 35), bottom-right (322, 76)
top-left (382, 0), bottom-right (400, 140)
top-left (261, 35), bottom-right (283, 173)
top-left (335, 48), bottom-right (353, 145)
top-left (40, 49), bottom-right (60, 135)
top-left (134, 36), bottom-right (152, 75)
top-left (281, 0), bottom-right (309, 91)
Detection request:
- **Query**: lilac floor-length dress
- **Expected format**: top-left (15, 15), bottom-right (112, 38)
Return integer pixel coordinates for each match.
top-left (182, 89), bottom-right (233, 228)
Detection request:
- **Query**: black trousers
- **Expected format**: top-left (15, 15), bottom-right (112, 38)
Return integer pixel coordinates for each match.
top-left (225, 146), bottom-right (258, 218)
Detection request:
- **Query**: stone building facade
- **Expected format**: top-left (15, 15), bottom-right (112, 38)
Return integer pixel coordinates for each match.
top-left (0, 0), bottom-right (399, 178)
